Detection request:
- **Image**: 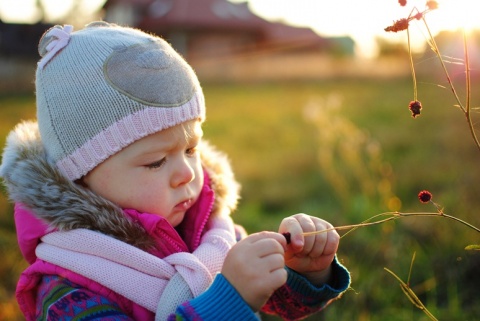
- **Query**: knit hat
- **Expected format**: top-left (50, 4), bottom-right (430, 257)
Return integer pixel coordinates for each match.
top-left (36, 21), bottom-right (205, 181)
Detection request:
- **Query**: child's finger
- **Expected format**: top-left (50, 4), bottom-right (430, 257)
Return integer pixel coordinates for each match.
top-left (309, 219), bottom-right (339, 257)
top-left (279, 216), bottom-right (301, 247)
top-left (306, 222), bottom-right (329, 257)
top-left (280, 214), bottom-right (315, 249)
top-left (248, 231), bottom-right (287, 251)
top-left (322, 227), bottom-right (340, 256)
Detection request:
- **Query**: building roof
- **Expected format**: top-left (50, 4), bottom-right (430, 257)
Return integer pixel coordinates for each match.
top-left (105, 0), bottom-right (324, 43)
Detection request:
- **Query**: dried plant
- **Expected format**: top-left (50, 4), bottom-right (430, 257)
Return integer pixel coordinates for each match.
top-left (285, 188), bottom-right (479, 318)
top-left (384, 253), bottom-right (438, 321)
top-left (290, 1), bottom-right (480, 317)
top-left (385, 0), bottom-right (480, 152)
top-left (382, 2), bottom-right (480, 314)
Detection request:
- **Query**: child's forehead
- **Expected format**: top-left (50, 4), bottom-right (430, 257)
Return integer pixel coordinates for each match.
top-left (133, 120), bottom-right (202, 148)
top-left (179, 119), bottom-right (204, 135)
top-left (94, 121), bottom-right (203, 165)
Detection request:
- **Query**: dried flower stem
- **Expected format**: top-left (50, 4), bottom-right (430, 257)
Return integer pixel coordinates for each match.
top-left (421, 16), bottom-right (464, 112)
top-left (406, 251), bottom-right (416, 286)
top-left (421, 17), bottom-right (480, 152)
top-left (407, 28), bottom-right (417, 101)
top-left (383, 252), bottom-right (439, 321)
top-left (384, 266), bottom-right (438, 321)
top-left (464, 30), bottom-right (471, 115)
top-left (301, 210), bottom-right (480, 237)
top-left (462, 30), bottom-right (480, 153)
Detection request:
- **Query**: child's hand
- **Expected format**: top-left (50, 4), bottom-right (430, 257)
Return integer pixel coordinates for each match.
top-left (221, 232), bottom-right (287, 311)
top-left (280, 214), bottom-right (339, 286)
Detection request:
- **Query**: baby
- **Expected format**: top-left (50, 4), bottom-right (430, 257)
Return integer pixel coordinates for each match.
top-left (0, 22), bottom-right (350, 320)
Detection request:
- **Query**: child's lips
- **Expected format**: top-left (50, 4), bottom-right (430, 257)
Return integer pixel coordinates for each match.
top-left (174, 199), bottom-right (193, 212)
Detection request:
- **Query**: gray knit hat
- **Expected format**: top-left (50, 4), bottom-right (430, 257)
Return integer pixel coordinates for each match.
top-left (36, 21), bottom-right (205, 181)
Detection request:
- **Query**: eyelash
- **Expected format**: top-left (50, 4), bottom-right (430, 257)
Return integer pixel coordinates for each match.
top-left (146, 158), bottom-right (166, 169)
top-left (186, 146), bottom-right (197, 156)
top-left (145, 146), bottom-right (198, 169)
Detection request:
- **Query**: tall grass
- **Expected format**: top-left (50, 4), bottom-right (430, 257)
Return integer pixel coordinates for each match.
top-left (1, 76), bottom-right (479, 320)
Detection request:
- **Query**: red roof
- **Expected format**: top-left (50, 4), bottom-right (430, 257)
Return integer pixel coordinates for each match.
top-left (105, 0), bottom-right (324, 43)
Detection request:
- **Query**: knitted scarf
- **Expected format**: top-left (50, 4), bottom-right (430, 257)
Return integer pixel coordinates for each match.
top-left (35, 215), bottom-right (236, 320)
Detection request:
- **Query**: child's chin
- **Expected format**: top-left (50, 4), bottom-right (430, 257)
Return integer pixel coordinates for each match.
top-left (167, 212), bottom-right (186, 227)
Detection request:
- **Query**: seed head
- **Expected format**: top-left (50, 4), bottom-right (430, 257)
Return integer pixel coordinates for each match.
top-left (283, 232), bottom-right (291, 244)
top-left (414, 12), bottom-right (423, 20)
top-left (418, 190), bottom-right (432, 203)
top-left (385, 18), bottom-right (410, 33)
top-left (398, 0), bottom-right (407, 6)
top-left (426, 0), bottom-right (439, 10)
top-left (408, 100), bottom-right (422, 118)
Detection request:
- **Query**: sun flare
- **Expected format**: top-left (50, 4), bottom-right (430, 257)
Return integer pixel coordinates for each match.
top-left (428, 0), bottom-right (480, 32)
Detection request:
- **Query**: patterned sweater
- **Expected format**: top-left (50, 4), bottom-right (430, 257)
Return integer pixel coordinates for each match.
top-left (36, 260), bottom-right (350, 321)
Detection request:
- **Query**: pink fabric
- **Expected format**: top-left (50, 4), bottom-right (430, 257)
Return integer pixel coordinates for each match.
top-left (56, 91), bottom-right (205, 180)
top-left (14, 204), bottom-right (50, 264)
top-left (35, 216), bottom-right (235, 311)
top-left (38, 25), bottom-right (73, 69)
top-left (15, 170), bottom-right (234, 320)
top-left (17, 260), bottom-right (147, 321)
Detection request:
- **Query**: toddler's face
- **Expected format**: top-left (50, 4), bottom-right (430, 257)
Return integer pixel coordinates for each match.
top-left (83, 120), bottom-right (204, 227)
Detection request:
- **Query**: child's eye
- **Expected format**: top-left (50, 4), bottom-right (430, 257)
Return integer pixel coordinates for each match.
top-left (146, 158), bottom-right (166, 169)
top-left (186, 146), bottom-right (197, 157)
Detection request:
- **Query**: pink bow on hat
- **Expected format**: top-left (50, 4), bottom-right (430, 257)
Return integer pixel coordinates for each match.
top-left (38, 25), bottom-right (73, 69)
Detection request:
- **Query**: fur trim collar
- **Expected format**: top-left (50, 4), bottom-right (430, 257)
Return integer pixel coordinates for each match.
top-left (0, 121), bottom-right (240, 249)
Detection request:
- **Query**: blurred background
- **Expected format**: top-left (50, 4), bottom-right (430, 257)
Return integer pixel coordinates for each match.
top-left (1, 0), bottom-right (480, 320)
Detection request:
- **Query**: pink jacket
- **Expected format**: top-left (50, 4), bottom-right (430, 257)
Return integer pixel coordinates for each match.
top-left (15, 171), bottom-right (236, 320)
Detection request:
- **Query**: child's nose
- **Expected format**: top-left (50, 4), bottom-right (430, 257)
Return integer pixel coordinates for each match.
top-left (171, 158), bottom-right (195, 187)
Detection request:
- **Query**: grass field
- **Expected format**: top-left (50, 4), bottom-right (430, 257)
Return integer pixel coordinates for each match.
top-left (1, 76), bottom-right (479, 320)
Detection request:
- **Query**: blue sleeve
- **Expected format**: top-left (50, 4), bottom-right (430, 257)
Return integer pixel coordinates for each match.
top-left (172, 257), bottom-right (350, 321)
top-left (171, 273), bottom-right (259, 321)
top-left (286, 256), bottom-right (351, 302)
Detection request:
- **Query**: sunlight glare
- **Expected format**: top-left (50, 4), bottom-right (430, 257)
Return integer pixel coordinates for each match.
top-left (0, 0), bottom-right (40, 23)
top-left (42, 0), bottom-right (75, 21)
top-left (246, 0), bottom-right (480, 58)
top-left (0, 0), bottom-right (106, 23)
top-left (429, 0), bottom-right (480, 32)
